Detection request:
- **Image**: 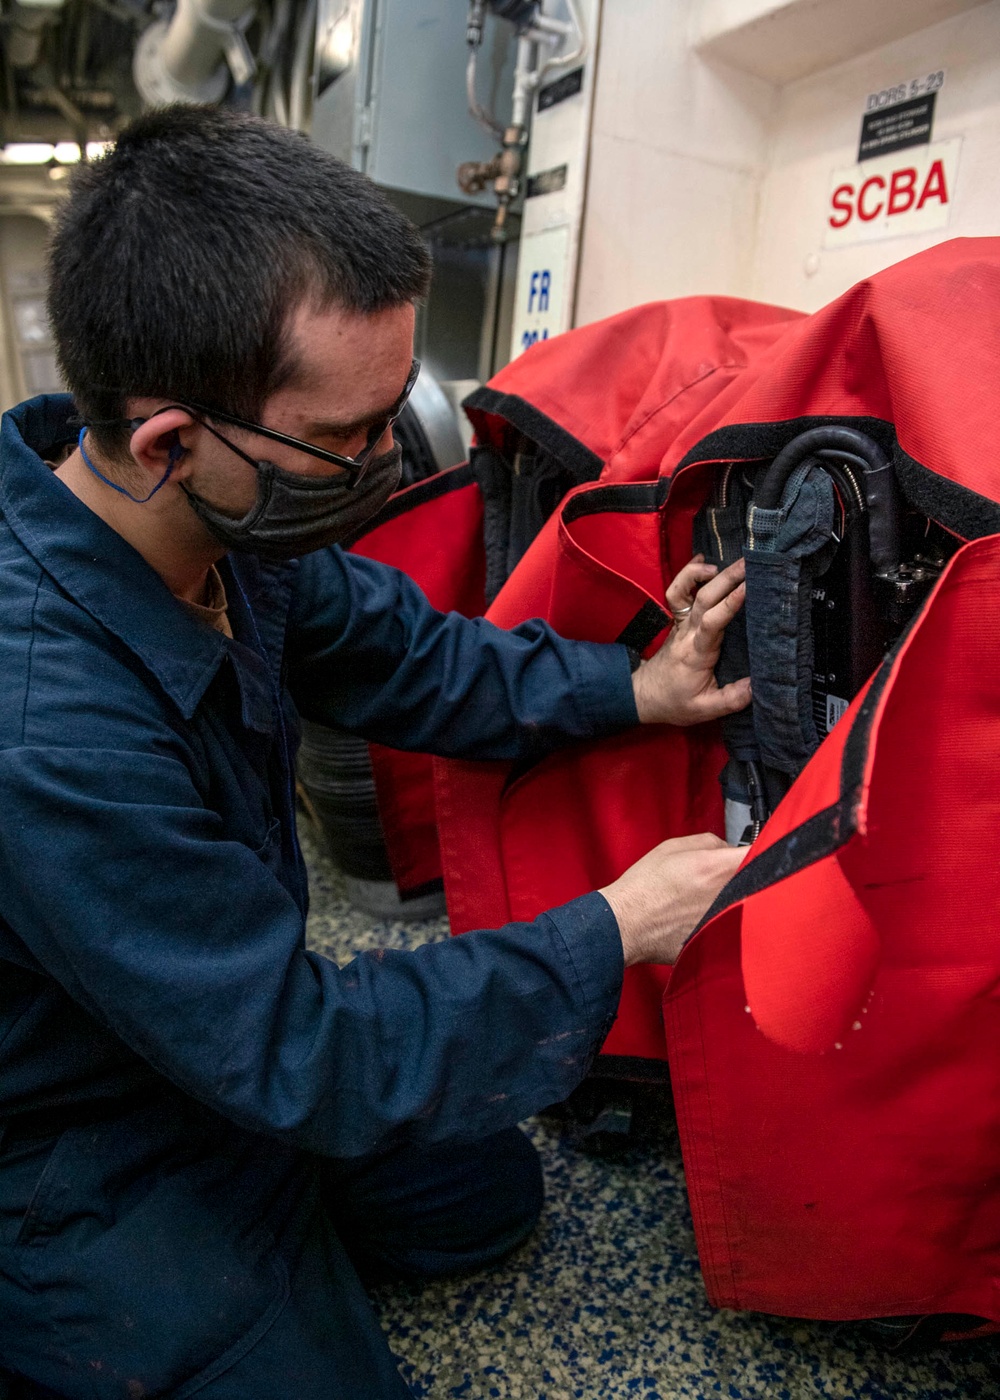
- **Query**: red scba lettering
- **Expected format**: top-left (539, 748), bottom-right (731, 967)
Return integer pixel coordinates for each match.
top-left (828, 159), bottom-right (949, 229)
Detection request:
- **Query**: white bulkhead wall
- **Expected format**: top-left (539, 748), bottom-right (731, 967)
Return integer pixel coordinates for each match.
top-left (576, 0), bottom-right (775, 323)
top-left (575, 0), bottom-right (1000, 321)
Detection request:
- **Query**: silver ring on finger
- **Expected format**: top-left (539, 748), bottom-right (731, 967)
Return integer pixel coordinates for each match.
top-left (671, 603), bottom-right (694, 618)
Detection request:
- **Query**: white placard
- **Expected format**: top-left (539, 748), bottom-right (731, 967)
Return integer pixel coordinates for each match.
top-left (824, 138), bottom-right (961, 249)
top-left (510, 224), bottom-right (571, 359)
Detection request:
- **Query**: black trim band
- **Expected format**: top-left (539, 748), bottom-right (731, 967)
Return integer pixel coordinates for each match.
top-left (463, 387), bottom-right (604, 481)
top-left (891, 441), bottom-right (1000, 540)
top-left (562, 480), bottom-right (662, 521)
top-left (673, 413), bottom-right (1000, 542)
top-left (617, 599), bottom-right (670, 652)
top-left (673, 414), bottom-right (897, 474)
top-left (696, 801), bottom-right (844, 934)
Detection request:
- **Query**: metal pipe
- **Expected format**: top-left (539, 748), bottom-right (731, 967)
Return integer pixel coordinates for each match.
top-left (466, 46), bottom-right (503, 137)
top-left (287, 0), bottom-right (317, 131)
top-left (161, 0), bottom-right (250, 89)
top-left (133, 0), bottom-right (257, 107)
top-left (510, 29), bottom-right (535, 128)
top-left (537, 0), bottom-right (584, 76)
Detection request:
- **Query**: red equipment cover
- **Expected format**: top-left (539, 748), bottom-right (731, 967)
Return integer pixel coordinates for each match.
top-left (667, 536), bottom-right (1000, 1322)
top-left (435, 236), bottom-right (1000, 1324)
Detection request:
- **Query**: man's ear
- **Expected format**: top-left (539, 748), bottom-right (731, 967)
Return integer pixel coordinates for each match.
top-left (128, 406), bottom-right (198, 482)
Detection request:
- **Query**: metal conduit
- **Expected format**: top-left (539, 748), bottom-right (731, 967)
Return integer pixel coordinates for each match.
top-left (133, 0), bottom-right (256, 107)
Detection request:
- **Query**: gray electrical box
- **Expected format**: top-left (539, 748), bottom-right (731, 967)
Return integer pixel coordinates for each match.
top-left (311, 0), bottom-right (516, 206)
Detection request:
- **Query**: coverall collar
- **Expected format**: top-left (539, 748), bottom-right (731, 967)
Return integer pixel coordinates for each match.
top-left (0, 395), bottom-right (289, 724)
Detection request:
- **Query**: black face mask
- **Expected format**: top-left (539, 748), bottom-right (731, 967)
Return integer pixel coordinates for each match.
top-left (180, 443), bottom-right (402, 561)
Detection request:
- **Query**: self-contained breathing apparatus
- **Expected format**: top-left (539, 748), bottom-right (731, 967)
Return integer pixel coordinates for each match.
top-left (693, 426), bottom-right (960, 844)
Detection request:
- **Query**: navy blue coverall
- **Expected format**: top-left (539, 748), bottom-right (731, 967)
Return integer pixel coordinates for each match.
top-left (0, 397), bottom-right (637, 1398)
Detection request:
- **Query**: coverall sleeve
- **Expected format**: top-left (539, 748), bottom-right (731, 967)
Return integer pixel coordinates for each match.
top-left (286, 546), bottom-right (639, 758)
top-left (0, 741), bottom-right (623, 1157)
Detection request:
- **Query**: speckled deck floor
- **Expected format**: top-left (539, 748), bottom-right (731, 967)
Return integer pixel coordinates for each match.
top-left (301, 818), bottom-right (1000, 1400)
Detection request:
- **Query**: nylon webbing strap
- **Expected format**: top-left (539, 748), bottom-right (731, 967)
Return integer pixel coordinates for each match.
top-left (616, 599), bottom-right (670, 653)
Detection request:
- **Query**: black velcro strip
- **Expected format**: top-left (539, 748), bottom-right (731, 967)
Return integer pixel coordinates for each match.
top-left (462, 387), bottom-right (604, 481)
top-left (616, 599), bottom-right (669, 652)
top-left (689, 800), bottom-right (846, 944)
top-left (671, 413), bottom-right (1000, 542)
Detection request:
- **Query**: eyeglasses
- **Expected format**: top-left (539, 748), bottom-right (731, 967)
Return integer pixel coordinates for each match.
top-left (173, 358), bottom-right (420, 489)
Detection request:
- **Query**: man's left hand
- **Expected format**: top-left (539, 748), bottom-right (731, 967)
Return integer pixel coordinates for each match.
top-left (632, 555), bottom-right (751, 727)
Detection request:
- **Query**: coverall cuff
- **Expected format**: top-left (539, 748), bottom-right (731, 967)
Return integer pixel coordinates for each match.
top-left (570, 641), bottom-right (640, 734)
top-left (544, 890), bottom-right (625, 1056)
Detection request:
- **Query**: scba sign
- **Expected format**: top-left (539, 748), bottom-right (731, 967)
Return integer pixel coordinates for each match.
top-left (824, 138), bottom-right (960, 249)
top-left (831, 161), bottom-right (947, 226)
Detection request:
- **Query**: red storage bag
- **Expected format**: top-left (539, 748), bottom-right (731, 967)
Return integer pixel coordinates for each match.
top-left (434, 236), bottom-right (1000, 1327)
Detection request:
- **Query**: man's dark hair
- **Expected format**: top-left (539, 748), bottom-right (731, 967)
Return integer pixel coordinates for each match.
top-left (48, 105), bottom-right (431, 464)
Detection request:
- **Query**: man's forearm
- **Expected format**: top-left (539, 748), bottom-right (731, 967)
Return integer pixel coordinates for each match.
top-left (290, 549), bottom-right (640, 759)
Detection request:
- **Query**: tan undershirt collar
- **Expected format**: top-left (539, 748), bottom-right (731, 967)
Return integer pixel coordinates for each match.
top-left (177, 563), bottom-right (233, 638)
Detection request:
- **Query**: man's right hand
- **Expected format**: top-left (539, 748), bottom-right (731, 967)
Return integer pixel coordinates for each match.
top-left (598, 834), bottom-right (744, 967)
